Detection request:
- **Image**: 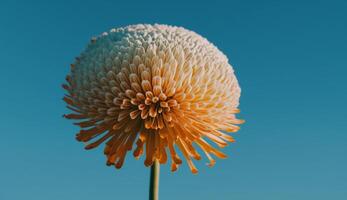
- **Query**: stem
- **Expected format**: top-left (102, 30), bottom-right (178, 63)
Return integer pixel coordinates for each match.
top-left (149, 160), bottom-right (160, 200)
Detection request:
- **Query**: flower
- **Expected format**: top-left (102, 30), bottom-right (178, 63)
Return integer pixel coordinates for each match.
top-left (63, 24), bottom-right (244, 173)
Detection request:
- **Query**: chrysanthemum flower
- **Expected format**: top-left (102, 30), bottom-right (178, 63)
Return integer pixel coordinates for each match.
top-left (63, 24), bottom-right (243, 173)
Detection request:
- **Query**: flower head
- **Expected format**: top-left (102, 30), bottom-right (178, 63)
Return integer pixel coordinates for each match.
top-left (63, 24), bottom-right (244, 173)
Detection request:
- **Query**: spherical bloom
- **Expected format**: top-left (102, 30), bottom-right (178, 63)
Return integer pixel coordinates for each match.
top-left (63, 24), bottom-right (244, 173)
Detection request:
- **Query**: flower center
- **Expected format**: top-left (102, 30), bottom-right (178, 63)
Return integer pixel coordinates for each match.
top-left (121, 90), bottom-right (178, 130)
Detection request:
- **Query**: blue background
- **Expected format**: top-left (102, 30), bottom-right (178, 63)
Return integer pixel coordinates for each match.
top-left (0, 0), bottom-right (346, 199)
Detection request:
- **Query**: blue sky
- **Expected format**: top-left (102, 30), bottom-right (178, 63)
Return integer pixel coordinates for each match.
top-left (0, 0), bottom-right (346, 199)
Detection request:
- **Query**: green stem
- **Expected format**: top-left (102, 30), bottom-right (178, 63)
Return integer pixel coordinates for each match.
top-left (149, 160), bottom-right (160, 200)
